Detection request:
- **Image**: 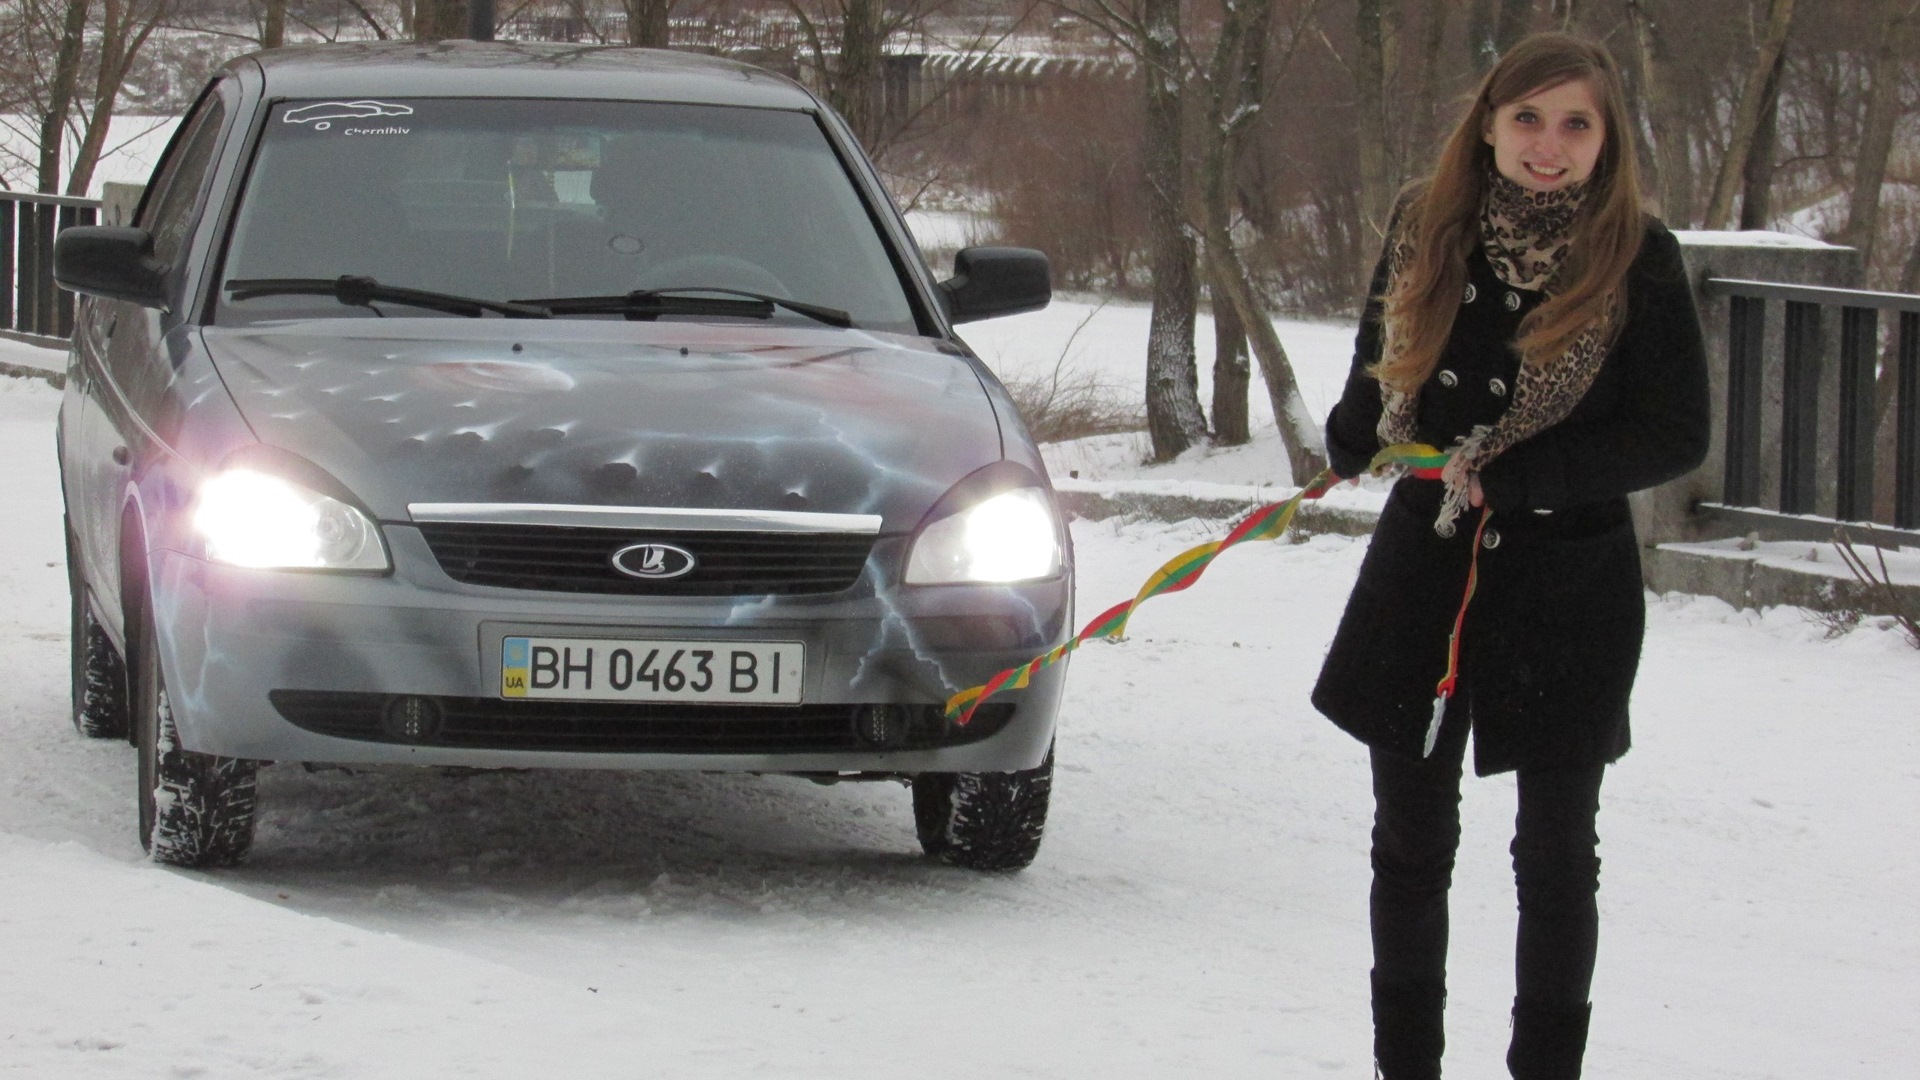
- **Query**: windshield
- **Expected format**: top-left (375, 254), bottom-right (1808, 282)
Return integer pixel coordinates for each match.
top-left (217, 98), bottom-right (919, 331)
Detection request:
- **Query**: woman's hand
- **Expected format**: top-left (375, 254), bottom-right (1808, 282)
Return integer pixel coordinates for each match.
top-left (1469, 473), bottom-right (1485, 508)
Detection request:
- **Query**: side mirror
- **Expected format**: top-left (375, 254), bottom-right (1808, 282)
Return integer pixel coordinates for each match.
top-left (53, 226), bottom-right (168, 308)
top-left (938, 246), bottom-right (1051, 324)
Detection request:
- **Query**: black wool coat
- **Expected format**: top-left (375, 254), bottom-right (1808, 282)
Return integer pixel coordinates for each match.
top-left (1311, 218), bottom-right (1710, 776)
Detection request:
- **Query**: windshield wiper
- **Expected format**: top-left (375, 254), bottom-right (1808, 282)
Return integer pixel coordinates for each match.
top-left (226, 276), bottom-right (551, 319)
top-left (513, 287), bottom-right (853, 329)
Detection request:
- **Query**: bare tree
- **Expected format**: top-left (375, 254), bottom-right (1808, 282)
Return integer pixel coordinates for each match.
top-left (1203, 0), bottom-right (1269, 448)
top-left (1736, 32), bottom-right (1785, 229)
top-left (415, 0), bottom-right (467, 39)
top-left (66, 0), bottom-right (175, 197)
top-left (1837, 0), bottom-right (1920, 267)
top-left (625, 0), bottom-right (671, 45)
top-left (1702, 0), bottom-right (1798, 229)
top-left (1465, 0), bottom-right (1528, 74)
top-left (1352, 0), bottom-right (1397, 251)
top-left (1209, 274), bottom-right (1251, 445)
top-left (36, 0), bottom-right (90, 193)
top-left (1627, 0), bottom-right (1695, 224)
top-left (782, 0), bottom-right (953, 151)
top-left (1137, 0), bottom-right (1208, 458)
top-left (1059, 0), bottom-right (1208, 459)
top-left (1405, 0), bottom-right (1450, 164)
top-left (1200, 0), bottom-right (1325, 477)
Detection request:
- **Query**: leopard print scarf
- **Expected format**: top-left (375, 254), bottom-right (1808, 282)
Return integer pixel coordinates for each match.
top-left (1377, 172), bottom-right (1619, 535)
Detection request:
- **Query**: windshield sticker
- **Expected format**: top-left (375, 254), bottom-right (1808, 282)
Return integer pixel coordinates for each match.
top-left (282, 100), bottom-right (415, 133)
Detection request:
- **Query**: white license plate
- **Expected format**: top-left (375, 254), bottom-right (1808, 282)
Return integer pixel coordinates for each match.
top-left (501, 636), bottom-right (803, 704)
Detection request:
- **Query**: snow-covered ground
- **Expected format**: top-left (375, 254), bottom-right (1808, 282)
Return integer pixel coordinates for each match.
top-left (2, 312), bottom-right (1916, 1077)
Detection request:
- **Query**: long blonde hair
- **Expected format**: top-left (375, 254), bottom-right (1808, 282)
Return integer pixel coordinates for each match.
top-left (1372, 32), bottom-right (1645, 394)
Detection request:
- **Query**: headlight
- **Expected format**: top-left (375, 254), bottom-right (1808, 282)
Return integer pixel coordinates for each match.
top-left (905, 487), bottom-right (1061, 584)
top-left (193, 469), bottom-right (389, 571)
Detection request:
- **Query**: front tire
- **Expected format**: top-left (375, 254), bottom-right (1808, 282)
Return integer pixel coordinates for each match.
top-left (67, 518), bottom-right (128, 739)
top-left (911, 749), bottom-right (1053, 871)
top-left (132, 607), bottom-right (258, 867)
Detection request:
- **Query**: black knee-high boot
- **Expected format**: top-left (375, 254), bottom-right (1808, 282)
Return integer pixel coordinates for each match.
top-left (1506, 998), bottom-right (1591, 1080)
top-left (1507, 763), bottom-right (1605, 1079)
top-left (1368, 746), bottom-right (1463, 1079)
top-left (1372, 971), bottom-right (1446, 1080)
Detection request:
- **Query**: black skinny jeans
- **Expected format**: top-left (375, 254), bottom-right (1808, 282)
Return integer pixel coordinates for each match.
top-left (1369, 744), bottom-right (1605, 1008)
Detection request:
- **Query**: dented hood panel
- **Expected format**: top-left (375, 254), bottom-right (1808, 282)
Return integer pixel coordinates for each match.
top-left (201, 319), bottom-right (1004, 531)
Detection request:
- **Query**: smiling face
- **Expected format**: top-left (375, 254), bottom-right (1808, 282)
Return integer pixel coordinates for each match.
top-left (1483, 78), bottom-right (1605, 192)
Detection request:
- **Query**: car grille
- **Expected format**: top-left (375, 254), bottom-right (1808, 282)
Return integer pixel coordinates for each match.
top-left (270, 690), bottom-right (1015, 754)
top-left (415, 523), bottom-right (874, 595)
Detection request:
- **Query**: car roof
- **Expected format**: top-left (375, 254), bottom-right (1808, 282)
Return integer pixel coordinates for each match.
top-left (232, 41), bottom-right (820, 111)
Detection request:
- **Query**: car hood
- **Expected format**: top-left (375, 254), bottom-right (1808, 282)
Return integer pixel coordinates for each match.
top-left (200, 320), bottom-right (1004, 532)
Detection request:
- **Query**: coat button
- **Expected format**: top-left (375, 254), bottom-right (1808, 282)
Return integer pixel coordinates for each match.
top-left (1504, 291), bottom-right (1522, 311)
top-left (1437, 369), bottom-right (1458, 388)
top-left (1489, 377), bottom-right (1508, 397)
top-left (1463, 284), bottom-right (1477, 304)
top-left (1481, 527), bottom-right (1502, 550)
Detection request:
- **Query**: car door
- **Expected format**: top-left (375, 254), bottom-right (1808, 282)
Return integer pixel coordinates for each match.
top-left (80, 86), bottom-right (230, 639)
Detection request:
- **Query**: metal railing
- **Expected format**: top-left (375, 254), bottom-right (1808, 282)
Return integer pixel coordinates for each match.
top-left (1, 190), bottom-right (100, 346)
top-left (1701, 277), bottom-right (1920, 536)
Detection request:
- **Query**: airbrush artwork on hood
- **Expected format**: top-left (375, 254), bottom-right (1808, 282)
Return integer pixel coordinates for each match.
top-left (199, 323), bottom-right (997, 527)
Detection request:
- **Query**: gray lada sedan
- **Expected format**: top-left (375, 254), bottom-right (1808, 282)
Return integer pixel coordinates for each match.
top-left (53, 43), bottom-right (1070, 871)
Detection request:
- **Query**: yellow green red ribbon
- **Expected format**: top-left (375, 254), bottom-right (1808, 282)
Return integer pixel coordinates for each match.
top-left (945, 442), bottom-right (1450, 725)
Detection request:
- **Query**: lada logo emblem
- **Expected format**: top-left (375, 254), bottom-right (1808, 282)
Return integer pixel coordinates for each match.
top-left (611, 542), bottom-right (697, 580)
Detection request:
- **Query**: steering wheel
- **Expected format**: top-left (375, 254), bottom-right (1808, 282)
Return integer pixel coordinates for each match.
top-left (633, 254), bottom-right (791, 298)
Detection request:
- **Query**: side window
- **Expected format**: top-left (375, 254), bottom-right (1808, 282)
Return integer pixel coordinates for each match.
top-left (138, 92), bottom-right (228, 265)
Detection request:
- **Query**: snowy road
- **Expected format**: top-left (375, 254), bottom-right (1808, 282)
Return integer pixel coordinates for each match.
top-left (1, 360), bottom-right (1915, 1077)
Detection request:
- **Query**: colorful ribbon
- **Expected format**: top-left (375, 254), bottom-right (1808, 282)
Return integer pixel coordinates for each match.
top-left (1421, 504), bottom-right (1493, 757)
top-left (944, 442), bottom-right (1450, 725)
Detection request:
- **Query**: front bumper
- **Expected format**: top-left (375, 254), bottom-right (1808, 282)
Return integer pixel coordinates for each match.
top-left (149, 527), bottom-right (1069, 772)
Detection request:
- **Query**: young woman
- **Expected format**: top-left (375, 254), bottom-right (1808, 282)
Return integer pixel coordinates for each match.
top-left (1311, 33), bottom-right (1711, 1080)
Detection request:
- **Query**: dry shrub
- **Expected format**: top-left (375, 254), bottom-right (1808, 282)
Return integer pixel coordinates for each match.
top-left (1833, 529), bottom-right (1920, 649)
top-left (996, 299), bottom-right (1145, 443)
top-left (1002, 364), bottom-right (1147, 443)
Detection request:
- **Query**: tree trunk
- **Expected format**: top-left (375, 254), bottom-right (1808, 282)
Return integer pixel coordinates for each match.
top-left (1627, 0), bottom-right (1694, 225)
top-left (263, 0), bottom-right (287, 47)
top-left (67, 0), bottom-right (166, 198)
top-left (1838, 0), bottom-right (1919, 268)
top-left (1353, 0), bottom-right (1397, 255)
top-left (1466, 0), bottom-right (1500, 74)
top-left (413, 0), bottom-right (466, 41)
top-left (625, 0), bottom-right (672, 47)
top-left (1494, 0), bottom-right (1530, 53)
top-left (1141, 0), bottom-right (1207, 460)
top-left (1207, 242), bottom-right (1328, 482)
top-left (1702, 0), bottom-right (1798, 229)
top-left (1202, 0), bottom-right (1263, 448)
top-left (1737, 43), bottom-right (1785, 230)
top-left (36, 0), bottom-right (91, 194)
top-left (1465, 0), bottom-right (1526, 72)
top-left (1210, 274), bottom-right (1251, 446)
top-left (833, 0), bottom-right (887, 148)
top-left (1196, 0), bottom-right (1323, 475)
top-left (1409, 0), bottom-right (1450, 163)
